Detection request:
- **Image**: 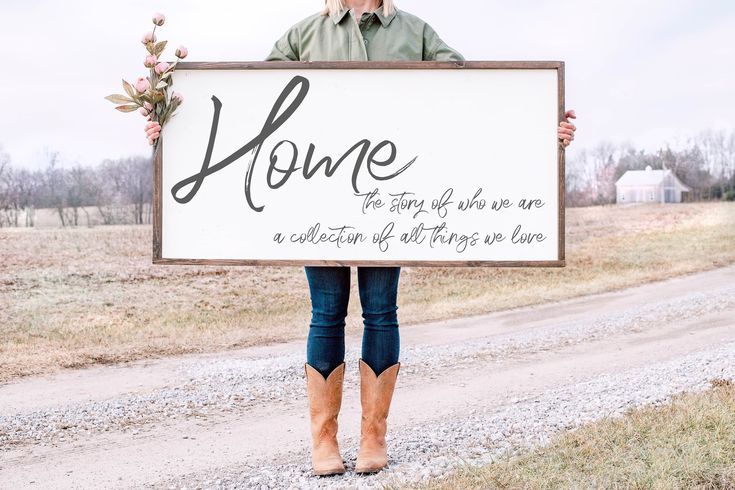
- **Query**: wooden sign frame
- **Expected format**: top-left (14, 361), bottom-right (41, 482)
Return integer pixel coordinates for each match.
top-left (153, 61), bottom-right (566, 267)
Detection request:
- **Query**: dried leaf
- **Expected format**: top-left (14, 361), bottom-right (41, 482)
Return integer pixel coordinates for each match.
top-left (115, 104), bottom-right (139, 113)
top-left (154, 40), bottom-right (168, 57)
top-left (155, 80), bottom-right (168, 89)
top-left (106, 94), bottom-right (135, 104)
top-left (122, 79), bottom-right (136, 98)
top-left (163, 104), bottom-right (173, 120)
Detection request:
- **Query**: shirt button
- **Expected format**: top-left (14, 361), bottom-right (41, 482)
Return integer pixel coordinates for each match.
top-left (364, 39), bottom-right (368, 45)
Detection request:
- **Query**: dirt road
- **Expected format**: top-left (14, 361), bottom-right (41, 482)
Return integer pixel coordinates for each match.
top-left (2, 265), bottom-right (735, 489)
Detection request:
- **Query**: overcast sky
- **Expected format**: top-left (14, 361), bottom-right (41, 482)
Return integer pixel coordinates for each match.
top-left (0, 0), bottom-right (733, 169)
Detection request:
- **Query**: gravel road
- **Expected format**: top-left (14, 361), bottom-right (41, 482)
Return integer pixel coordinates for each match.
top-left (1, 265), bottom-right (734, 489)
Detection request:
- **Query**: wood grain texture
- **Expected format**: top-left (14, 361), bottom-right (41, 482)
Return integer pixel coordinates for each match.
top-left (175, 60), bottom-right (564, 70)
top-left (557, 61), bottom-right (566, 262)
top-left (153, 141), bottom-right (163, 262)
top-left (152, 258), bottom-right (566, 267)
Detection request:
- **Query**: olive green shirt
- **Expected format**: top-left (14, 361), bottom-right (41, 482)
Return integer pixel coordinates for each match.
top-left (265, 8), bottom-right (464, 62)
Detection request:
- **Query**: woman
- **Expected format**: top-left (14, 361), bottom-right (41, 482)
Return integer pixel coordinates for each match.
top-left (145, 0), bottom-right (577, 477)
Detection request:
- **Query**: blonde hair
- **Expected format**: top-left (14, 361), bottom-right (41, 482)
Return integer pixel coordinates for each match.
top-left (323, 0), bottom-right (396, 17)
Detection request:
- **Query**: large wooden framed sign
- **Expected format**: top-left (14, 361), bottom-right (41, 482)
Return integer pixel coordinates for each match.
top-left (154, 61), bottom-right (565, 267)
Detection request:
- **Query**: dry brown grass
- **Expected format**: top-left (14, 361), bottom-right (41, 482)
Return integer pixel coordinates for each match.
top-left (1, 201), bottom-right (734, 382)
top-left (401, 379), bottom-right (735, 490)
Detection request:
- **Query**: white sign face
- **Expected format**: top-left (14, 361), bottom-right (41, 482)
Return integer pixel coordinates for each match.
top-left (157, 62), bottom-right (564, 266)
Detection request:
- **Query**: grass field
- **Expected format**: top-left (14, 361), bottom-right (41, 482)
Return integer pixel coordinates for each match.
top-left (405, 379), bottom-right (735, 489)
top-left (1, 201), bottom-right (734, 382)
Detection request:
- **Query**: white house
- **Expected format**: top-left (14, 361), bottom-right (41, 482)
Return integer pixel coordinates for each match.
top-left (615, 165), bottom-right (691, 204)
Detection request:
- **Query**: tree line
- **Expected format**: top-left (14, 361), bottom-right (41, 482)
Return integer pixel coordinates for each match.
top-left (566, 129), bottom-right (735, 207)
top-left (0, 149), bottom-right (152, 227)
top-left (0, 129), bottom-right (734, 227)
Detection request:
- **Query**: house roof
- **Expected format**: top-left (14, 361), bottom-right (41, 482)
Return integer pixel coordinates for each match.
top-left (616, 167), bottom-right (667, 186)
top-left (615, 166), bottom-right (691, 191)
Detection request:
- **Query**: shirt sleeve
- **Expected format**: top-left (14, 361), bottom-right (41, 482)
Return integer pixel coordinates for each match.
top-left (422, 23), bottom-right (464, 62)
top-left (265, 26), bottom-right (300, 61)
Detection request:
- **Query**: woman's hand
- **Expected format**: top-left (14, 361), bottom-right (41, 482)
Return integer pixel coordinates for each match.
top-left (144, 115), bottom-right (161, 145)
top-left (558, 109), bottom-right (577, 148)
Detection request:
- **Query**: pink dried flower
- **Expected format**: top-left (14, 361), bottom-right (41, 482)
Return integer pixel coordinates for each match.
top-left (134, 77), bottom-right (150, 93)
top-left (107, 11), bottom-right (187, 147)
top-left (141, 31), bottom-right (156, 45)
top-left (154, 61), bottom-right (170, 75)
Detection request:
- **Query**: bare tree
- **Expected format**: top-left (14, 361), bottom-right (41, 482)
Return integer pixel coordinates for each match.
top-left (93, 156), bottom-right (153, 225)
top-left (95, 159), bottom-right (129, 225)
top-left (124, 156), bottom-right (153, 225)
top-left (0, 147), bottom-right (18, 227)
top-left (42, 151), bottom-right (72, 226)
top-left (14, 168), bottom-right (41, 226)
top-left (691, 129), bottom-right (735, 199)
top-left (66, 165), bottom-right (97, 226)
top-left (566, 142), bottom-right (624, 206)
top-left (0, 146), bottom-right (8, 177)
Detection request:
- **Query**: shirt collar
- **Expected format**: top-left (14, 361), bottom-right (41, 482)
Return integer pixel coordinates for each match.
top-left (330, 6), bottom-right (397, 27)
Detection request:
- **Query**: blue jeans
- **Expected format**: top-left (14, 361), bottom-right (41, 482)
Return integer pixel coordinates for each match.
top-left (304, 266), bottom-right (401, 379)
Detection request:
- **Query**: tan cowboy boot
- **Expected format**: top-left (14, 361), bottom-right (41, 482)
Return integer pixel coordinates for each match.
top-left (355, 358), bottom-right (401, 474)
top-left (304, 362), bottom-right (346, 476)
